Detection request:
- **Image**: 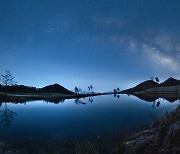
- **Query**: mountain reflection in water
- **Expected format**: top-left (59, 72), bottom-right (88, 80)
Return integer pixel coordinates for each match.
top-left (0, 94), bottom-right (179, 142)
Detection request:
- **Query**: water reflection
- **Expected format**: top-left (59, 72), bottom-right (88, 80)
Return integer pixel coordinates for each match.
top-left (0, 103), bottom-right (17, 127)
top-left (0, 93), bottom-right (179, 106)
top-left (134, 93), bottom-right (180, 103)
top-left (0, 92), bottom-right (180, 105)
top-left (0, 93), bottom-right (179, 130)
top-left (113, 93), bottom-right (120, 98)
top-left (152, 101), bottom-right (156, 109)
top-left (75, 97), bottom-right (94, 105)
top-left (151, 100), bottom-right (161, 109)
top-left (156, 101), bottom-right (160, 107)
top-left (44, 98), bottom-right (65, 104)
top-left (0, 94), bottom-right (179, 142)
top-left (75, 98), bottom-right (83, 105)
top-left (88, 97), bottom-right (93, 103)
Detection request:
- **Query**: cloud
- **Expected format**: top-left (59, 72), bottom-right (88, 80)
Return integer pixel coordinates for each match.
top-left (126, 35), bottom-right (180, 72)
top-left (142, 44), bottom-right (179, 71)
top-left (91, 16), bottom-right (180, 73)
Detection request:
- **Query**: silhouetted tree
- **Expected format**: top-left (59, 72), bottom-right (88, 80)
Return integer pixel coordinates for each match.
top-left (155, 77), bottom-right (159, 83)
top-left (74, 87), bottom-right (81, 94)
top-left (117, 88), bottom-right (120, 92)
top-left (74, 86), bottom-right (78, 94)
top-left (88, 85), bottom-right (93, 93)
top-left (114, 89), bottom-right (117, 93)
top-left (1, 70), bottom-right (16, 86)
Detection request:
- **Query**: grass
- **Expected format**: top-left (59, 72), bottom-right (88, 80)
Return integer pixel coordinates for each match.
top-left (117, 105), bottom-right (180, 153)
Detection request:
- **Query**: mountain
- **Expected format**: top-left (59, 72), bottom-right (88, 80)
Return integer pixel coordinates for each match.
top-left (121, 80), bottom-right (159, 93)
top-left (0, 83), bottom-right (74, 94)
top-left (0, 84), bottom-right (38, 93)
top-left (122, 77), bottom-right (180, 94)
top-left (160, 77), bottom-right (180, 87)
top-left (39, 84), bottom-right (74, 94)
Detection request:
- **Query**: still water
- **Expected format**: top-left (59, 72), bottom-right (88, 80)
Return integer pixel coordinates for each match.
top-left (0, 95), bottom-right (179, 141)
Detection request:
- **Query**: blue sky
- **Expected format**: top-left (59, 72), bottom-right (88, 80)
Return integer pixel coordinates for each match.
top-left (0, 0), bottom-right (180, 91)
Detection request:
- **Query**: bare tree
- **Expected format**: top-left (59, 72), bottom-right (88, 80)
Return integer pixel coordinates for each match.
top-left (88, 85), bottom-right (93, 93)
top-left (155, 77), bottom-right (160, 83)
top-left (74, 87), bottom-right (81, 94)
top-left (117, 88), bottom-right (120, 92)
top-left (74, 86), bottom-right (78, 94)
top-left (1, 70), bottom-right (16, 86)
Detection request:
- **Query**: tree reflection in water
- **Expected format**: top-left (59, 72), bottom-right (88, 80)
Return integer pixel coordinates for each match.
top-left (75, 97), bottom-right (94, 105)
top-left (0, 103), bottom-right (17, 127)
top-left (114, 93), bottom-right (120, 99)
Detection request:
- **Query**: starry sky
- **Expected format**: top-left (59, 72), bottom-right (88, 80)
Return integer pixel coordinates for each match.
top-left (0, 0), bottom-right (180, 91)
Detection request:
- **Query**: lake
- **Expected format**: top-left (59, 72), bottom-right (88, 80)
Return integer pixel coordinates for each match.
top-left (0, 94), bottom-right (179, 142)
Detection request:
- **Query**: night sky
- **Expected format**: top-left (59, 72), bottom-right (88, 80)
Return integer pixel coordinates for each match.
top-left (0, 0), bottom-right (180, 91)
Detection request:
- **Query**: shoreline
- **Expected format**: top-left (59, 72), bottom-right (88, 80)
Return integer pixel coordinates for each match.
top-left (0, 92), bottom-right (118, 103)
top-left (0, 90), bottom-right (180, 103)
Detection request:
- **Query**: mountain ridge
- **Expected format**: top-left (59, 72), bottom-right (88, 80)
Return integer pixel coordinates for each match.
top-left (0, 83), bottom-right (74, 94)
top-left (122, 77), bottom-right (180, 94)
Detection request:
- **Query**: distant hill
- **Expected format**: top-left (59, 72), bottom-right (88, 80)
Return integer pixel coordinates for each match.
top-left (160, 77), bottom-right (180, 87)
top-left (39, 84), bottom-right (74, 94)
top-left (0, 84), bottom-right (38, 93)
top-left (122, 78), bottom-right (180, 94)
top-left (0, 83), bottom-right (74, 94)
top-left (121, 80), bottom-right (159, 93)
